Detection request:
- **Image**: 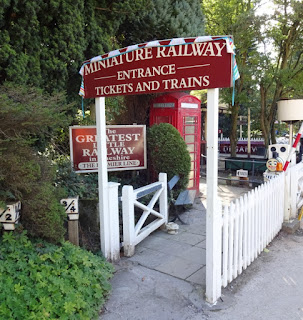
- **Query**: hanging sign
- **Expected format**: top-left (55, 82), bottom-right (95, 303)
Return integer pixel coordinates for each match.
top-left (80, 37), bottom-right (236, 98)
top-left (70, 125), bottom-right (146, 173)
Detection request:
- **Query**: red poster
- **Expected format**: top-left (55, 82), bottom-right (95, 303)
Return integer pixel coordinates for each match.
top-left (70, 125), bottom-right (146, 173)
top-left (82, 38), bottom-right (233, 98)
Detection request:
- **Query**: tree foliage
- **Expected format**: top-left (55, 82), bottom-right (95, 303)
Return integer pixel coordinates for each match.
top-left (257, 0), bottom-right (303, 145)
top-left (117, 0), bottom-right (205, 46)
top-left (202, 0), bottom-right (261, 156)
top-left (115, 0), bottom-right (205, 125)
top-left (0, 83), bottom-right (70, 241)
top-left (203, 0), bottom-right (303, 149)
top-left (0, 0), bottom-right (149, 103)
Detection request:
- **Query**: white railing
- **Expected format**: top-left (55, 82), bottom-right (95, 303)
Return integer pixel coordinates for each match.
top-left (209, 172), bottom-right (285, 301)
top-left (219, 138), bottom-right (264, 142)
top-left (122, 173), bottom-right (168, 257)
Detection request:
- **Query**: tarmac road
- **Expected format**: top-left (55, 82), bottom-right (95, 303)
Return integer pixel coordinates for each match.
top-left (100, 230), bottom-right (303, 320)
top-left (206, 230), bottom-right (303, 320)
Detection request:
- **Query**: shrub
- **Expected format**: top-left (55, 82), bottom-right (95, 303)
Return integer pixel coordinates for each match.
top-left (0, 231), bottom-right (114, 319)
top-left (148, 123), bottom-right (191, 191)
top-left (0, 83), bottom-right (71, 242)
top-left (55, 158), bottom-right (99, 200)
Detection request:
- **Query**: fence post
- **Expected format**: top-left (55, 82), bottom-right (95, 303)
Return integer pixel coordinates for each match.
top-left (289, 166), bottom-right (296, 219)
top-left (159, 173), bottom-right (168, 224)
top-left (68, 220), bottom-right (79, 246)
top-left (284, 171), bottom-right (291, 222)
top-left (122, 185), bottom-right (136, 257)
top-left (108, 182), bottom-right (121, 262)
top-left (206, 198), bottom-right (222, 303)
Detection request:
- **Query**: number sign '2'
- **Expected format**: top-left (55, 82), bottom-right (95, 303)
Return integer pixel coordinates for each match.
top-left (0, 202), bottom-right (21, 224)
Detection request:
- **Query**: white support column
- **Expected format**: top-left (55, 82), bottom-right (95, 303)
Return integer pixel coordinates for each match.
top-left (159, 173), bottom-right (168, 224)
top-left (96, 97), bottom-right (110, 259)
top-left (206, 88), bottom-right (222, 304)
top-left (108, 182), bottom-right (121, 262)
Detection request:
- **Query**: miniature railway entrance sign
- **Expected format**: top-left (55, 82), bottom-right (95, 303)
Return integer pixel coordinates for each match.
top-left (80, 37), bottom-right (235, 98)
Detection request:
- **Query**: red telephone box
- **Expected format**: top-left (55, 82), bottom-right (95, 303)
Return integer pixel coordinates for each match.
top-left (150, 92), bottom-right (201, 193)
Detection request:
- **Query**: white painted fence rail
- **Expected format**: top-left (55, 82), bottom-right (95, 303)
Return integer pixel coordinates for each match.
top-left (219, 137), bottom-right (264, 142)
top-left (209, 172), bottom-right (285, 303)
top-left (122, 173), bottom-right (168, 257)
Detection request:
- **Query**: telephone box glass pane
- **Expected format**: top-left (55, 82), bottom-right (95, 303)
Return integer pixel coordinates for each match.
top-left (191, 161), bottom-right (195, 170)
top-left (185, 135), bottom-right (195, 143)
top-left (189, 171), bottom-right (195, 179)
top-left (188, 180), bottom-right (194, 188)
top-left (185, 116), bottom-right (196, 124)
top-left (187, 144), bottom-right (195, 153)
top-left (190, 153), bottom-right (195, 161)
top-left (185, 126), bottom-right (195, 134)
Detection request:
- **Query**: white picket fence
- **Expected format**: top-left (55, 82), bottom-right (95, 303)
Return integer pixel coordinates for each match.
top-left (211, 172), bottom-right (285, 299)
top-left (122, 173), bottom-right (168, 257)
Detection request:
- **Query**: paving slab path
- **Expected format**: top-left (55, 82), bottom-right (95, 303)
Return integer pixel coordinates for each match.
top-left (100, 179), bottom-right (303, 320)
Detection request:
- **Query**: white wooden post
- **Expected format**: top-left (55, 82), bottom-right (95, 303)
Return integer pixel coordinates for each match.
top-left (159, 173), bottom-right (168, 224)
top-left (122, 185), bottom-right (135, 257)
top-left (206, 88), bottom-right (221, 304)
top-left (96, 97), bottom-right (110, 259)
top-left (284, 171), bottom-right (291, 222)
top-left (108, 182), bottom-right (121, 262)
top-left (290, 166), bottom-right (297, 219)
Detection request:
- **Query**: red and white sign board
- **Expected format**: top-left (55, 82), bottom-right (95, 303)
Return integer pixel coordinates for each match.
top-left (80, 37), bottom-right (235, 98)
top-left (70, 125), bottom-right (146, 173)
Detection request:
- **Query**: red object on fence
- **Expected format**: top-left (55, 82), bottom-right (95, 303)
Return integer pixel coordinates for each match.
top-left (283, 122), bottom-right (303, 171)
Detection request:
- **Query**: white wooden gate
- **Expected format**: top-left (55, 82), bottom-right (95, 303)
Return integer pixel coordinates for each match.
top-left (122, 173), bottom-right (168, 257)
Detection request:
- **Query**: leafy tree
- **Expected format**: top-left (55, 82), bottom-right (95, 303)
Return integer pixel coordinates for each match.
top-left (202, 0), bottom-right (261, 156)
top-left (115, 0), bottom-right (205, 125)
top-left (117, 0), bottom-right (205, 46)
top-left (203, 0), bottom-right (303, 150)
top-left (0, 0), bottom-right (149, 103)
top-left (0, 83), bottom-right (70, 242)
top-left (257, 0), bottom-right (303, 146)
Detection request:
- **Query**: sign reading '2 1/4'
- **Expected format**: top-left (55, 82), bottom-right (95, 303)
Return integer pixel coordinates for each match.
top-left (70, 125), bottom-right (146, 173)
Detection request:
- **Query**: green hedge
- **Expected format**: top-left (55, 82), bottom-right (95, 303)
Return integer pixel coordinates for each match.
top-left (0, 232), bottom-right (114, 319)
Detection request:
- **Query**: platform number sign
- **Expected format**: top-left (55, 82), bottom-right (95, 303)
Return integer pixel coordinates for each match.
top-left (60, 197), bottom-right (79, 220)
top-left (0, 202), bottom-right (21, 223)
top-left (0, 201), bottom-right (21, 230)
